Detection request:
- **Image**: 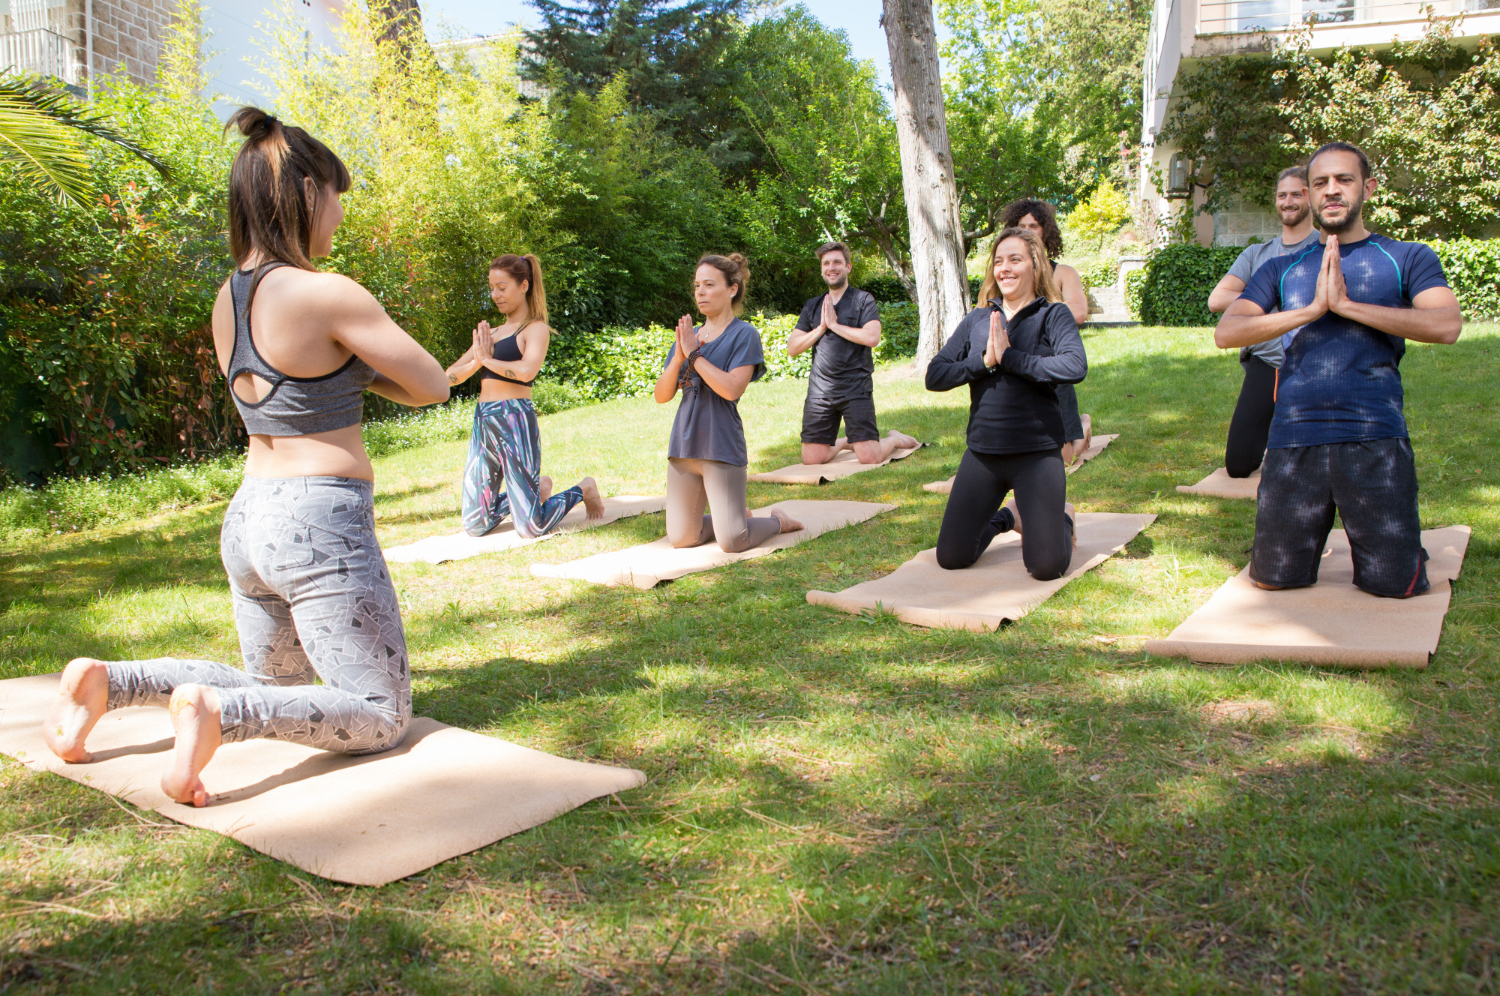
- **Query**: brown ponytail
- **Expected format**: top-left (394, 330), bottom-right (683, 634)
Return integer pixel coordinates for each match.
top-left (697, 253), bottom-right (749, 315)
top-left (225, 106), bottom-right (351, 271)
top-left (489, 253), bottom-right (548, 324)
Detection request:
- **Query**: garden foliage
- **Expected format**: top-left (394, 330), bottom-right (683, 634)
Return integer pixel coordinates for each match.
top-left (1132, 238), bottom-right (1500, 327)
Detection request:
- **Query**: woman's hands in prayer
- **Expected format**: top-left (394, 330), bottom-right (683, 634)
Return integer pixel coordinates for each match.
top-left (982, 310), bottom-right (1010, 369)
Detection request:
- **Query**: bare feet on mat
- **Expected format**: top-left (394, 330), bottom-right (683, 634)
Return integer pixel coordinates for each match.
top-left (1001, 497), bottom-right (1022, 535)
top-left (43, 657), bottom-right (109, 763)
top-left (161, 684), bottom-right (222, 808)
top-left (887, 430), bottom-right (919, 450)
top-left (538, 475), bottom-right (554, 504)
top-left (579, 476), bottom-right (605, 519)
top-left (771, 508), bottom-right (803, 533)
top-left (1065, 502), bottom-right (1078, 551)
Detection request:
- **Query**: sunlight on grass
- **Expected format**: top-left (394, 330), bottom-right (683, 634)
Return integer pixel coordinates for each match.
top-left (1, 325), bottom-right (1498, 993)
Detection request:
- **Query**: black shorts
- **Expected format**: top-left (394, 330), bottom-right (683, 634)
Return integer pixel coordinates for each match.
top-left (1250, 438), bottom-right (1429, 598)
top-left (801, 394), bottom-right (879, 445)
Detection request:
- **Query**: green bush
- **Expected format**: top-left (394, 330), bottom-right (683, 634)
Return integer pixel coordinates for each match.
top-left (1125, 268), bottom-right (1147, 321)
top-left (0, 453), bottom-right (245, 537)
top-left (1136, 244), bottom-right (1243, 327)
top-left (1076, 256), bottom-right (1120, 290)
top-left (876, 301), bottom-right (918, 361)
top-left (1431, 239), bottom-right (1500, 321)
top-left (1134, 238), bottom-right (1500, 327)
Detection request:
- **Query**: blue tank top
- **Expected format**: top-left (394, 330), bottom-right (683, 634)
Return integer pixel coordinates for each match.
top-left (228, 263), bottom-right (377, 436)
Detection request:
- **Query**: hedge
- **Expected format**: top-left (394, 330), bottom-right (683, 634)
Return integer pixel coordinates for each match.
top-left (1133, 237), bottom-right (1500, 327)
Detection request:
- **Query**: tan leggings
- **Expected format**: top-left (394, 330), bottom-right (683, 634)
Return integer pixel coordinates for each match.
top-left (666, 458), bottom-right (782, 553)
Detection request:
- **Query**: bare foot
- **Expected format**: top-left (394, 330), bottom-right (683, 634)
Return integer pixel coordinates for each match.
top-left (161, 684), bottom-right (222, 808)
top-left (1001, 497), bottom-right (1022, 535)
top-left (579, 476), bottom-right (605, 519)
top-left (770, 508), bottom-right (803, 533)
top-left (43, 658), bottom-right (109, 763)
top-left (886, 430), bottom-right (920, 450)
top-left (538, 475), bottom-right (553, 504)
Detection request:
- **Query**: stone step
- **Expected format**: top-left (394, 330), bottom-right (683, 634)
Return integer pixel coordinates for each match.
top-left (1087, 286), bottom-right (1133, 323)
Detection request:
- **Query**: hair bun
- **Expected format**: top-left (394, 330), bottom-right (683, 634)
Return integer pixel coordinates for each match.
top-left (227, 106), bottom-right (279, 140)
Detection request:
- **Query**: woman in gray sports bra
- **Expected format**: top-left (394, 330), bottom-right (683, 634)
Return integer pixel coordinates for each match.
top-left (444, 254), bottom-right (603, 538)
top-left (41, 108), bottom-right (450, 807)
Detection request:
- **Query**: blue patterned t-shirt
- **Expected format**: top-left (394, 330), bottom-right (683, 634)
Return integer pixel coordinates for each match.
top-left (1239, 234), bottom-right (1448, 449)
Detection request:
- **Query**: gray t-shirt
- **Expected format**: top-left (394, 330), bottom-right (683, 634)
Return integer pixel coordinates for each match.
top-left (1227, 231), bottom-right (1321, 368)
top-left (664, 318), bottom-right (766, 466)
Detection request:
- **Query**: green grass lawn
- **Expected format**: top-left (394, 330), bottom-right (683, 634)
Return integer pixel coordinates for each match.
top-left (3, 324), bottom-right (1499, 995)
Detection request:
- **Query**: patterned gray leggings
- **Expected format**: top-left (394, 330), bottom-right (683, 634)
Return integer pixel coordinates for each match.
top-left (104, 477), bottom-right (410, 754)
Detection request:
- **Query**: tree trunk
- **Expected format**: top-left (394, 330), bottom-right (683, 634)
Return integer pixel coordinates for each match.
top-left (371, 0), bottom-right (434, 72)
top-left (881, 0), bottom-right (970, 367)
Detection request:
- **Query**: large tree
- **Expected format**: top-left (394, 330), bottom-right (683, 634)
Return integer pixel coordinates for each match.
top-left (939, 0), bottom-right (1150, 182)
top-left (729, 8), bottom-right (910, 301)
top-left (520, 0), bottom-right (754, 171)
top-left (883, 0), bottom-right (969, 366)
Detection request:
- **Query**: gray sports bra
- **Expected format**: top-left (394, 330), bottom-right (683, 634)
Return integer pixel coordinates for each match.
top-left (228, 262), bottom-right (376, 437)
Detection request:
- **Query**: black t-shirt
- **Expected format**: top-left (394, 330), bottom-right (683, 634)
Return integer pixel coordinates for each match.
top-left (795, 286), bottom-right (880, 402)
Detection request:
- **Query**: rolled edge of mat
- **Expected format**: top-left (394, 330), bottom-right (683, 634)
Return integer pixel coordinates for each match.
top-left (1174, 485), bottom-right (1194, 494)
top-left (1143, 639), bottom-right (1430, 670)
top-left (922, 479), bottom-right (954, 494)
top-left (806, 590), bottom-right (1001, 633)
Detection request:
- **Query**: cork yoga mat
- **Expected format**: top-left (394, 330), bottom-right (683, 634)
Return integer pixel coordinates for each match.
top-left (384, 495), bottom-right (667, 565)
top-left (531, 499), bottom-right (897, 589)
top-left (922, 434), bottom-right (1118, 494)
top-left (0, 674), bottom-right (645, 886)
top-left (1176, 468), bottom-right (1259, 500)
top-left (750, 443), bottom-right (924, 485)
top-left (807, 512), bottom-right (1155, 632)
top-left (1144, 525), bottom-right (1470, 669)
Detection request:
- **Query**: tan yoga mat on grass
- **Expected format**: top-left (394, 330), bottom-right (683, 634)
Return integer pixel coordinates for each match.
top-left (0, 674), bottom-right (645, 886)
top-left (531, 499), bottom-right (896, 589)
top-left (807, 512), bottom-right (1155, 632)
top-left (1176, 467), bottom-right (1259, 500)
top-left (750, 443), bottom-right (923, 485)
top-left (385, 495), bottom-right (666, 565)
top-left (1144, 526), bottom-right (1470, 669)
top-left (922, 434), bottom-right (1118, 494)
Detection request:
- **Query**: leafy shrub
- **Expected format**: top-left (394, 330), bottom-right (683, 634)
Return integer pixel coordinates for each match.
top-left (876, 301), bottom-right (918, 360)
top-left (1076, 256), bottom-right (1120, 289)
top-left (1431, 239), bottom-right (1500, 321)
top-left (1125, 268), bottom-right (1147, 321)
top-left (862, 275), bottom-right (909, 303)
top-left (1063, 181), bottom-right (1130, 241)
top-left (360, 400), bottom-right (474, 458)
top-left (1136, 244), bottom-right (1245, 327)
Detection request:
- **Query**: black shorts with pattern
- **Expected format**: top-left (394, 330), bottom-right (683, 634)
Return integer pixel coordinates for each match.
top-left (1250, 437), bottom-right (1429, 598)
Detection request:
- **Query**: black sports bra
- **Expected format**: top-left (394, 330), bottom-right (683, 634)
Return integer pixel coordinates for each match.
top-left (478, 321), bottom-right (536, 386)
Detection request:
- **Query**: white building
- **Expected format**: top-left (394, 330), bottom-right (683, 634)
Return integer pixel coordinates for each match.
top-left (0, 0), bottom-right (347, 110)
top-left (1140, 0), bottom-right (1500, 246)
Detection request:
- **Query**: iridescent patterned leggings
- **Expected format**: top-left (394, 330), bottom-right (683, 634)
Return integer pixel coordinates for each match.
top-left (103, 476), bottom-right (411, 753)
top-left (462, 398), bottom-right (583, 538)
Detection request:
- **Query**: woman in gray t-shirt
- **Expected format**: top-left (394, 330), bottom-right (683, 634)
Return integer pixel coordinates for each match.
top-left (654, 254), bottom-right (802, 551)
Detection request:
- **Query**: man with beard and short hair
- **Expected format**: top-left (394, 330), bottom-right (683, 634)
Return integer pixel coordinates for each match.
top-left (787, 242), bottom-right (918, 465)
top-left (1207, 165), bottom-right (1320, 478)
top-left (1216, 141), bottom-right (1462, 598)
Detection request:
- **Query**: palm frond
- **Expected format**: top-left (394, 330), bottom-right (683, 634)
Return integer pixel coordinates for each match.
top-left (0, 73), bottom-right (173, 181)
top-left (0, 96), bottom-right (96, 205)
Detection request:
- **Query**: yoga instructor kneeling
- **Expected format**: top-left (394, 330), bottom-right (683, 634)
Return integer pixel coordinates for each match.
top-left (655, 253), bottom-right (802, 551)
top-left (926, 228), bottom-right (1087, 580)
top-left (42, 108), bottom-right (450, 806)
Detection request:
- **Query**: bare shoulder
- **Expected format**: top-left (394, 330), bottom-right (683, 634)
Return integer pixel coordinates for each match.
top-left (523, 320), bottom-right (553, 338)
top-left (273, 269), bottom-right (383, 318)
top-left (1054, 262), bottom-right (1082, 282)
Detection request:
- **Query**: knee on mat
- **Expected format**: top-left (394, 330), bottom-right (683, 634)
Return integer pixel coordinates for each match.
top-left (344, 705), bottom-right (411, 755)
top-left (1029, 561), bottom-right (1069, 582)
top-left (935, 547), bottom-right (976, 571)
top-left (1225, 461), bottom-right (1259, 480)
top-left (463, 521), bottom-right (492, 538)
top-left (717, 534), bottom-right (757, 554)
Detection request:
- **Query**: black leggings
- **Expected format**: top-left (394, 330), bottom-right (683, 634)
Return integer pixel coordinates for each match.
top-left (936, 448), bottom-right (1073, 580)
top-left (1226, 355), bottom-right (1277, 478)
top-left (1058, 384), bottom-right (1084, 442)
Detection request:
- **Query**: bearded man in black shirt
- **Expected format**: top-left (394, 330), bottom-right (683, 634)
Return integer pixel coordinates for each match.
top-left (787, 242), bottom-right (919, 465)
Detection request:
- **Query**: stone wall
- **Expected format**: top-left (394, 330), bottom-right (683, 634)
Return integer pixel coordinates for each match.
top-left (1211, 193), bottom-right (1281, 247)
top-left (62, 0), bottom-right (179, 89)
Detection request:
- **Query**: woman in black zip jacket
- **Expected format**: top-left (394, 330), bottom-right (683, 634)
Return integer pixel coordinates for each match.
top-left (925, 227), bottom-right (1087, 580)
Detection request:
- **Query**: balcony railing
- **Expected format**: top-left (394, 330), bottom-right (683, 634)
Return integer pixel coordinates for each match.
top-left (1200, 0), bottom-right (1499, 33)
top-left (0, 28), bottom-right (77, 85)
